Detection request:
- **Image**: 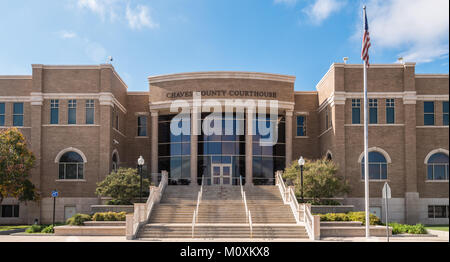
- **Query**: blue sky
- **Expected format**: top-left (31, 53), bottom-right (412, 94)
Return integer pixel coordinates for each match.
top-left (0, 0), bottom-right (448, 91)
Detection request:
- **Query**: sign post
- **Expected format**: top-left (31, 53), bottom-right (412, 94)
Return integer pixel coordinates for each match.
top-left (382, 182), bottom-right (391, 242)
top-left (51, 190), bottom-right (58, 226)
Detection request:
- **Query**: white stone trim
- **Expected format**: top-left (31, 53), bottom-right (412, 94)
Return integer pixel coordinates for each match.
top-left (42, 124), bottom-right (100, 127)
top-left (112, 127), bottom-right (126, 138)
top-left (0, 75), bottom-right (32, 80)
top-left (149, 99), bottom-right (295, 111)
top-left (357, 147), bottom-right (392, 163)
top-left (416, 95), bottom-right (449, 101)
top-left (54, 147), bottom-right (88, 163)
top-left (416, 126), bottom-right (449, 128)
top-left (295, 111), bottom-right (310, 116)
top-left (415, 74), bottom-right (449, 78)
top-left (424, 148), bottom-right (449, 164)
top-left (0, 96), bottom-right (31, 102)
top-left (148, 71), bottom-right (296, 84)
top-left (318, 127), bottom-right (333, 138)
top-left (344, 124), bottom-right (405, 127)
top-left (134, 112), bottom-right (150, 116)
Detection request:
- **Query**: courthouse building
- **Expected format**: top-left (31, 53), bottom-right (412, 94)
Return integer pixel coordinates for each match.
top-left (0, 62), bottom-right (448, 225)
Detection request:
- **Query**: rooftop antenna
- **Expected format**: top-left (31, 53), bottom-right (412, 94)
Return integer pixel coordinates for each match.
top-left (343, 57), bottom-right (349, 64)
top-left (106, 56), bottom-right (113, 64)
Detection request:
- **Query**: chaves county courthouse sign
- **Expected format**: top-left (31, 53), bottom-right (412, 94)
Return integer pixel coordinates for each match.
top-left (166, 90), bottom-right (278, 99)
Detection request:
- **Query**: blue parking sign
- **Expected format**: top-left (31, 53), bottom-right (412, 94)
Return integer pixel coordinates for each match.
top-left (51, 190), bottom-right (58, 197)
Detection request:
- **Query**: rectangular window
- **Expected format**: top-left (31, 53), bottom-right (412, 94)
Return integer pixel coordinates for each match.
top-left (0, 102), bottom-right (4, 126)
top-left (428, 205), bottom-right (449, 219)
top-left (386, 99), bottom-right (395, 124)
top-left (50, 99), bottom-right (59, 124)
top-left (443, 101), bottom-right (449, 126)
top-left (424, 101), bottom-right (435, 126)
top-left (137, 116), bottom-right (147, 136)
top-left (352, 99), bottom-right (361, 124)
top-left (369, 99), bottom-right (378, 124)
top-left (296, 116), bottom-right (306, 136)
top-left (325, 108), bottom-right (329, 129)
top-left (68, 100), bottom-right (77, 124)
top-left (13, 102), bottom-right (23, 126)
top-left (1, 205), bottom-right (19, 217)
top-left (85, 99), bottom-right (94, 124)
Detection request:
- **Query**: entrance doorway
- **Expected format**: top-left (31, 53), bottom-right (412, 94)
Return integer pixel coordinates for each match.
top-left (211, 164), bottom-right (232, 185)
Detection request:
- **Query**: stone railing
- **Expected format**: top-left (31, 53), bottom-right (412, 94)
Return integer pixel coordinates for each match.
top-left (126, 171), bottom-right (168, 240)
top-left (275, 171), bottom-right (320, 240)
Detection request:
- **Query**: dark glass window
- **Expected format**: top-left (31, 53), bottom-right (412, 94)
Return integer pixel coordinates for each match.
top-left (424, 101), bottom-right (435, 126)
top-left (137, 116), bottom-right (147, 136)
top-left (352, 99), bottom-right (361, 124)
top-left (369, 99), bottom-right (378, 124)
top-left (427, 153), bottom-right (449, 180)
top-left (1, 205), bottom-right (19, 217)
top-left (13, 102), bottom-right (23, 126)
top-left (85, 100), bottom-right (94, 125)
top-left (443, 101), bottom-right (449, 126)
top-left (428, 205), bottom-right (449, 218)
top-left (361, 151), bottom-right (388, 180)
top-left (386, 99), bottom-right (395, 124)
top-left (296, 116), bottom-right (306, 136)
top-left (0, 102), bottom-right (4, 126)
top-left (50, 99), bottom-right (59, 124)
top-left (58, 151), bottom-right (84, 179)
top-left (68, 100), bottom-right (77, 125)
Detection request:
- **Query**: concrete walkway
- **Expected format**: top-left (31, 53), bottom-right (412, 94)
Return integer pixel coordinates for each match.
top-left (0, 234), bottom-right (448, 242)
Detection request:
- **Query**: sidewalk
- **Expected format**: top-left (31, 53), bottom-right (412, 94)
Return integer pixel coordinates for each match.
top-left (0, 234), bottom-right (448, 242)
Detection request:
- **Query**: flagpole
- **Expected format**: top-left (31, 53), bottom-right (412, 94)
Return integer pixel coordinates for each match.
top-left (363, 6), bottom-right (370, 239)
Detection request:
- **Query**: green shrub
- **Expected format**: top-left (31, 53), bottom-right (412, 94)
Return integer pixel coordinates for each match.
top-left (25, 224), bottom-right (45, 233)
top-left (389, 223), bottom-right (427, 234)
top-left (92, 212), bottom-right (127, 221)
top-left (106, 199), bottom-right (132, 205)
top-left (318, 211), bottom-right (381, 225)
top-left (66, 213), bottom-right (92, 226)
top-left (41, 225), bottom-right (54, 233)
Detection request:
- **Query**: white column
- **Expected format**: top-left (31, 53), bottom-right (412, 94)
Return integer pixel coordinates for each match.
top-left (285, 110), bottom-right (293, 168)
top-left (190, 107), bottom-right (198, 186)
top-left (151, 110), bottom-right (158, 184)
top-left (245, 107), bottom-right (254, 186)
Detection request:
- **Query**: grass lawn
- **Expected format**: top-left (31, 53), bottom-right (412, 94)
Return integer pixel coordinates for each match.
top-left (0, 225), bottom-right (30, 232)
top-left (425, 225), bottom-right (449, 232)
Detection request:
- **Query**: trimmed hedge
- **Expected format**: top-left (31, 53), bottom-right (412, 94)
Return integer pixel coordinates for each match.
top-left (106, 199), bottom-right (132, 205)
top-left (92, 212), bottom-right (127, 221)
top-left (66, 214), bottom-right (92, 226)
top-left (318, 211), bottom-right (382, 225)
top-left (389, 223), bottom-right (427, 234)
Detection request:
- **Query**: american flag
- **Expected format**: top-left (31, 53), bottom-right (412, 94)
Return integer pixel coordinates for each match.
top-left (361, 7), bottom-right (371, 67)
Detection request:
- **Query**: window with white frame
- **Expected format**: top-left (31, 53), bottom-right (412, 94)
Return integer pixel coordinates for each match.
top-left (369, 99), bottom-right (378, 124)
top-left (50, 99), bottom-right (59, 124)
top-left (85, 99), bottom-right (94, 124)
top-left (427, 153), bottom-right (449, 180)
top-left (137, 116), bottom-right (147, 136)
top-left (68, 100), bottom-right (77, 124)
top-left (58, 151), bottom-right (84, 179)
top-left (386, 99), bottom-right (395, 124)
top-left (361, 151), bottom-right (388, 180)
top-left (352, 99), bottom-right (361, 124)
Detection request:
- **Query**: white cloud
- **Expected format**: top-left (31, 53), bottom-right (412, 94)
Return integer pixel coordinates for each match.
top-left (77, 0), bottom-right (118, 21)
top-left (274, 0), bottom-right (298, 6)
top-left (303, 0), bottom-right (345, 25)
top-left (59, 30), bottom-right (77, 39)
top-left (363, 0), bottom-right (449, 63)
top-left (126, 5), bottom-right (159, 30)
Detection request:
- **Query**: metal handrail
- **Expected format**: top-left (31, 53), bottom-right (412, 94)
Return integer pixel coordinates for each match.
top-left (248, 210), bottom-right (253, 238)
top-left (303, 204), bottom-right (314, 239)
top-left (192, 208), bottom-right (197, 238)
top-left (192, 176), bottom-right (204, 238)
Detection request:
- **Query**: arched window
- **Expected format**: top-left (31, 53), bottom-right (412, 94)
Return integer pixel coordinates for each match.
top-left (326, 152), bottom-right (332, 161)
top-left (112, 153), bottom-right (118, 172)
top-left (427, 153), bottom-right (449, 180)
top-left (59, 152), bottom-right (84, 179)
top-left (361, 152), bottom-right (388, 180)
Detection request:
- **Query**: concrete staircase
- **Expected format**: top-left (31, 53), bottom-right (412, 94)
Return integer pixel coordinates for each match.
top-left (137, 185), bottom-right (308, 240)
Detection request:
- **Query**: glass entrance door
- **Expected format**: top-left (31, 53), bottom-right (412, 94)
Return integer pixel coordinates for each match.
top-left (211, 164), bottom-right (232, 185)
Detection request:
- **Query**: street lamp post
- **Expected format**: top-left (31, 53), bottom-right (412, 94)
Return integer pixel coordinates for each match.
top-left (137, 156), bottom-right (145, 203)
top-left (298, 156), bottom-right (305, 202)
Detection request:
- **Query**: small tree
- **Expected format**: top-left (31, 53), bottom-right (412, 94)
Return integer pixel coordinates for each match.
top-left (0, 128), bottom-right (39, 204)
top-left (282, 158), bottom-right (349, 204)
top-left (95, 168), bottom-right (150, 204)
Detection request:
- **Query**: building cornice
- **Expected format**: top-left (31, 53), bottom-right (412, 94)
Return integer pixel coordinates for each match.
top-left (0, 75), bottom-right (32, 80)
top-left (149, 99), bottom-right (295, 111)
top-left (148, 71), bottom-right (296, 84)
top-left (415, 74), bottom-right (449, 78)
